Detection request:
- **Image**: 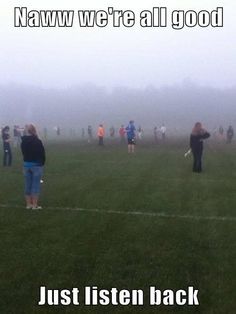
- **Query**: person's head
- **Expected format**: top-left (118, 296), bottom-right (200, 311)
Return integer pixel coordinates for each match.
top-left (3, 126), bottom-right (10, 133)
top-left (25, 124), bottom-right (38, 137)
top-left (192, 122), bottom-right (203, 135)
top-left (129, 120), bottom-right (134, 125)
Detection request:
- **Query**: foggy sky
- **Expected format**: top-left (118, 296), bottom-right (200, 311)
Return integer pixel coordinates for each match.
top-left (1, 83), bottom-right (236, 133)
top-left (1, 0), bottom-right (236, 89)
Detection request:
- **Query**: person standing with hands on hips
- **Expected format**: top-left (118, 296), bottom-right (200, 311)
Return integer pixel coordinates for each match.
top-left (21, 124), bottom-right (45, 209)
top-left (190, 122), bottom-right (210, 173)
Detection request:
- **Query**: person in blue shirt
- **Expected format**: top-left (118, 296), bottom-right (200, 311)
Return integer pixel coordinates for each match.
top-left (126, 120), bottom-right (136, 153)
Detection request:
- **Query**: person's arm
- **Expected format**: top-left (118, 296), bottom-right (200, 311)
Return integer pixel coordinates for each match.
top-left (190, 135), bottom-right (193, 149)
top-left (201, 131), bottom-right (210, 139)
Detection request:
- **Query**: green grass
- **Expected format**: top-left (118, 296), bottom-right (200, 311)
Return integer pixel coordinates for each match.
top-left (0, 138), bottom-right (236, 313)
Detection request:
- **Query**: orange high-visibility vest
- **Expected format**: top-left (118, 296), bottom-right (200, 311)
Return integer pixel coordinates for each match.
top-left (97, 127), bottom-right (105, 137)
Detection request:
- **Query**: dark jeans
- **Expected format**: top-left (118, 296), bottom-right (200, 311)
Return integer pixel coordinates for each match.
top-left (3, 144), bottom-right (12, 166)
top-left (192, 149), bottom-right (202, 172)
top-left (98, 136), bottom-right (104, 146)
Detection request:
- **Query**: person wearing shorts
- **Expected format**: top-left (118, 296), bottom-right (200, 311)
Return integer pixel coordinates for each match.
top-left (21, 124), bottom-right (45, 209)
top-left (126, 120), bottom-right (136, 153)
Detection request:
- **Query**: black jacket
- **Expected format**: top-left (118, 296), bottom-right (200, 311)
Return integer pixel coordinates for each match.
top-left (190, 132), bottom-right (210, 152)
top-left (21, 135), bottom-right (45, 166)
top-left (2, 132), bottom-right (10, 148)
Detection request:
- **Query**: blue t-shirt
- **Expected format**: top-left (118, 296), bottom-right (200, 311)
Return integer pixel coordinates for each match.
top-left (126, 123), bottom-right (136, 139)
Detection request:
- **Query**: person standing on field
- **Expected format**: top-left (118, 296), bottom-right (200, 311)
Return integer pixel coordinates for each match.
top-left (160, 124), bottom-right (166, 141)
top-left (154, 126), bottom-right (158, 143)
top-left (87, 125), bottom-right (93, 143)
top-left (2, 126), bottom-right (12, 166)
top-left (126, 120), bottom-right (136, 153)
top-left (226, 125), bottom-right (234, 143)
top-left (218, 125), bottom-right (224, 140)
top-left (119, 125), bottom-right (126, 143)
top-left (21, 124), bottom-right (45, 209)
top-left (109, 126), bottom-right (115, 138)
top-left (190, 122), bottom-right (210, 173)
top-left (97, 124), bottom-right (105, 146)
top-left (137, 126), bottom-right (143, 140)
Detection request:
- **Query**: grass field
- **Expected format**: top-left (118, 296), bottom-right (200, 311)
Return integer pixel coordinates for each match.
top-left (0, 138), bottom-right (236, 314)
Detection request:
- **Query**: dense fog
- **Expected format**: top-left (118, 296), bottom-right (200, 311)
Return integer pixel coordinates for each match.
top-left (1, 1), bottom-right (235, 136)
top-left (0, 82), bottom-right (235, 135)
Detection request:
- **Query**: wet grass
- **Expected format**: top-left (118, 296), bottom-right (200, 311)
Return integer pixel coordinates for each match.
top-left (0, 138), bottom-right (235, 313)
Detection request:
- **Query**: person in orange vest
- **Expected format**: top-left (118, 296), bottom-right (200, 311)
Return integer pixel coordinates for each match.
top-left (97, 124), bottom-right (105, 146)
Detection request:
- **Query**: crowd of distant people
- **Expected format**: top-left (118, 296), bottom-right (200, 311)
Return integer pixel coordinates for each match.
top-left (0, 121), bottom-right (234, 209)
top-left (1, 122), bottom-right (234, 165)
top-left (81, 123), bottom-right (167, 147)
top-left (212, 125), bottom-right (234, 143)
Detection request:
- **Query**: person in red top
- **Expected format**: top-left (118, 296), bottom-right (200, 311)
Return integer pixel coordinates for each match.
top-left (119, 125), bottom-right (126, 143)
top-left (97, 124), bottom-right (105, 146)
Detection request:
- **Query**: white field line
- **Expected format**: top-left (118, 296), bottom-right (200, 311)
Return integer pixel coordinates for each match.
top-left (0, 204), bottom-right (235, 222)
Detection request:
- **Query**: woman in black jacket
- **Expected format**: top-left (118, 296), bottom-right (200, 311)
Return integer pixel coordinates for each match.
top-left (21, 124), bottom-right (45, 209)
top-left (190, 122), bottom-right (210, 173)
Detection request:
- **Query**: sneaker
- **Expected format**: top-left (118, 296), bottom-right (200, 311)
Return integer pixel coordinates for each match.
top-left (26, 205), bottom-right (32, 209)
top-left (32, 206), bottom-right (42, 210)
